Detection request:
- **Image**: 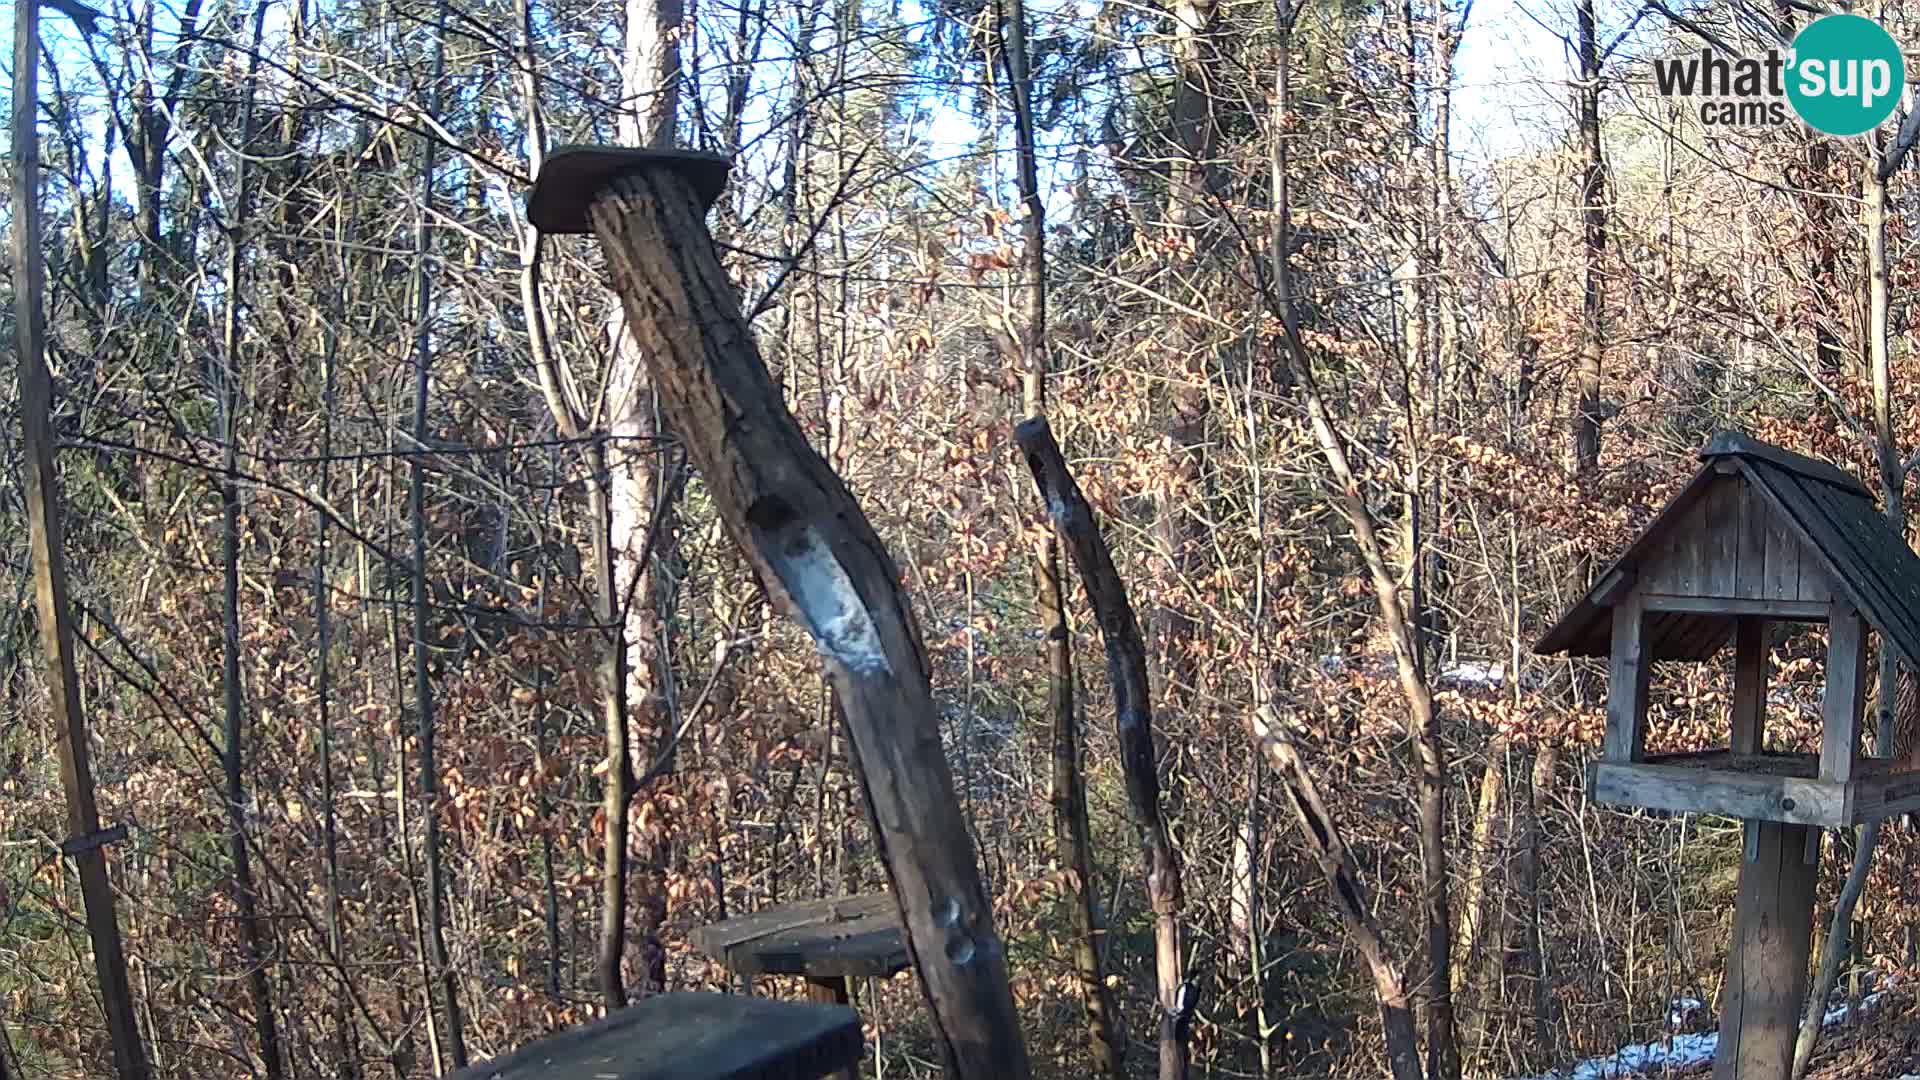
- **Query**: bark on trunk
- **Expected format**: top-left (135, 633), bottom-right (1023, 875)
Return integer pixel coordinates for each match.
top-left (1251, 708), bottom-right (1423, 1080)
top-left (581, 164), bottom-right (1032, 1079)
top-left (1571, 0), bottom-right (1606, 476)
top-left (1151, 0), bottom-right (1218, 693)
top-left (1453, 738), bottom-right (1508, 1000)
top-left (1016, 418), bottom-right (1191, 1080)
top-left (407, 0), bottom-right (466, 1059)
top-left (218, 7), bottom-right (284, 1069)
top-left (1794, 118), bottom-right (1916, 1080)
top-left (997, 0), bottom-right (1123, 1069)
top-left (1522, 745), bottom-right (1557, 1058)
top-left (12, 5), bottom-right (149, 1074)
top-left (596, 0), bottom-right (685, 1005)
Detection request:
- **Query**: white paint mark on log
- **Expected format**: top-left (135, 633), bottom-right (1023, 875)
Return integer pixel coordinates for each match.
top-left (772, 525), bottom-right (891, 677)
top-left (934, 897), bottom-right (962, 928)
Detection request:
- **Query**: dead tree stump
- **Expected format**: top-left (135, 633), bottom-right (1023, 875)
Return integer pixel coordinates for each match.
top-left (528, 147), bottom-right (1031, 1080)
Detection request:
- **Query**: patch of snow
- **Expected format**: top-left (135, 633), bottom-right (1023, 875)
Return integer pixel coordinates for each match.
top-left (1442, 661), bottom-right (1506, 688)
top-left (1513, 991), bottom-right (1886, 1080)
top-left (1666, 996), bottom-right (1707, 1032)
top-left (1443, 661), bottom-right (1505, 684)
top-left (1823, 989), bottom-right (1887, 1026)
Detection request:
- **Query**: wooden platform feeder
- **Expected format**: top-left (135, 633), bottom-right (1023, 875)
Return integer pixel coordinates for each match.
top-left (691, 894), bottom-right (908, 1080)
top-left (525, 146), bottom-right (1031, 1078)
top-left (451, 992), bottom-right (861, 1080)
top-left (1537, 432), bottom-right (1920, 1079)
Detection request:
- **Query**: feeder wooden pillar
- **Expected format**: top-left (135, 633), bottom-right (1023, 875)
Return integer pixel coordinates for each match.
top-left (1535, 432), bottom-right (1920, 1080)
top-left (1715, 615), bottom-right (1819, 1080)
top-left (526, 147), bottom-right (1030, 1080)
top-left (1715, 821), bottom-right (1818, 1080)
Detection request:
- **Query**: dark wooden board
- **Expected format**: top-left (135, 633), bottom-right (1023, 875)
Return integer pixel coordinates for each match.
top-left (528, 146), bottom-right (730, 234)
top-left (451, 993), bottom-right (861, 1080)
top-left (1641, 750), bottom-right (1893, 779)
top-left (1746, 462), bottom-right (1920, 671)
top-left (690, 894), bottom-right (909, 979)
top-left (1701, 431), bottom-right (1870, 496)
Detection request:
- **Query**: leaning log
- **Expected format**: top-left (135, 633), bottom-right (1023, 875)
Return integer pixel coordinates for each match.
top-left (1014, 416), bottom-right (1191, 1080)
top-left (12, 0), bottom-right (148, 1075)
top-left (527, 148), bottom-right (1030, 1079)
top-left (1252, 706), bottom-right (1423, 1080)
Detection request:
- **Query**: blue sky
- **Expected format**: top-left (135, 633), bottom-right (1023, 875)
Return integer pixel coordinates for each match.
top-left (1453, 0), bottom-right (1578, 165)
top-left (2, 0), bottom-right (1577, 232)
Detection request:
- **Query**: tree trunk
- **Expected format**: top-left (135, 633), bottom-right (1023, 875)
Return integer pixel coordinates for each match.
top-left (218, 7), bottom-right (284, 1071)
top-left (11, 5), bottom-right (149, 1075)
top-left (1453, 738), bottom-right (1509, 1003)
top-left (579, 163), bottom-right (1033, 1078)
top-left (1793, 112), bottom-right (1916, 1080)
top-left (1570, 0), bottom-right (1606, 476)
top-left (407, 0), bottom-right (466, 1059)
top-left (313, 287), bottom-right (357, 1076)
top-left (1151, 0), bottom-right (1218, 693)
top-left (1522, 744), bottom-right (1557, 1058)
top-left (596, 0), bottom-right (685, 1006)
top-left (1265, 38), bottom-right (1448, 1070)
top-left (999, 0), bottom-right (1124, 1069)
top-left (1017, 419), bottom-right (1191, 1080)
top-left (1251, 708), bottom-right (1424, 1080)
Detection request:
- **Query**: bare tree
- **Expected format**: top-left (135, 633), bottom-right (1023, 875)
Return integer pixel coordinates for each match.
top-left (10, 0), bottom-right (148, 1075)
top-left (216, 3), bottom-right (283, 1073)
top-left (406, 0), bottom-right (466, 1060)
top-left (994, 0), bottom-right (1124, 1070)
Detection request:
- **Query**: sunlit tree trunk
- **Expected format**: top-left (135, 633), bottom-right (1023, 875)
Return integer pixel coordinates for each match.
top-left (598, 0), bottom-right (684, 1008)
top-left (998, 0), bottom-right (1124, 1070)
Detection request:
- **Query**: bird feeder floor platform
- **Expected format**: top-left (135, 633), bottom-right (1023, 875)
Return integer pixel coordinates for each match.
top-left (690, 893), bottom-right (909, 980)
top-left (1589, 751), bottom-right (1920, 827)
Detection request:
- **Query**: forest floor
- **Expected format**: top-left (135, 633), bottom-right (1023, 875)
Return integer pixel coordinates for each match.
top-left (1802, 992), bottom-right (1920, 1080)
top-left (1517, 985), bottom-right (1919, 1078)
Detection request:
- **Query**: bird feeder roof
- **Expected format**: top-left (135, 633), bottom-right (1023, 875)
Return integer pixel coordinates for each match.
top-left (1535, 432), bottom-right (1920, 667)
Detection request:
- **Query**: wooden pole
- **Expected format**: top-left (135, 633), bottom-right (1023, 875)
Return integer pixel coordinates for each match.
top-left (1014, 416), bottom-right (1191, 1080)
top-left (1715, 614), bottom-right (1820, 1079)
top-left (1714, 820), bottom-right (1818, 1079)
top-left (530, 151), bottom-right (1031, 1080)
top-left (803, 977), bottom-right (857, 1080)
top-left (10, 4), bottom-right (149, 1077)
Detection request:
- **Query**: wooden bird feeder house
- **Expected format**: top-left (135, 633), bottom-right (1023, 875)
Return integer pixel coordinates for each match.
top-left (1537, 431), bottom-right (1920, 1079)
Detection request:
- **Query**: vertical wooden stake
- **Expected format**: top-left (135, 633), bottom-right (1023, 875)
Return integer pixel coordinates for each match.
top-left (10, 3), bottom-right (149, 1076)
top-left (1714, 821), bottom-right (1818, 1079)
top-left (1732, 618), bottom-right (1768, 755)
top-left (1604, 592), bottom-right (1650, 763)
top-left (1821, 604), bottom-right (1867, 783)
top-left (804, 977), bottom-right (857, 1080)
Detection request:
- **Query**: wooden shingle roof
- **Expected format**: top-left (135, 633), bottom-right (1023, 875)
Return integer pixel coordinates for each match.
top-left (1535, 432), bottom-right (1920, 667)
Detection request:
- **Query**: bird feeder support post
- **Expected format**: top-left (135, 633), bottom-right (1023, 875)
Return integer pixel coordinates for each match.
top-left (1713, 820), bottom-right (1819, 1080)
top-left (526, 148), bottom-right (1031, 1080)
top-left (1604, 591), bottom-right (1649, 763)
top-left (1821, 602), bottom-right (1867, 784)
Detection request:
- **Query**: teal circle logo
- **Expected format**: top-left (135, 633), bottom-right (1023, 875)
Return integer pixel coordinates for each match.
top-left (1786, 14), bottom-right (1905, 136)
